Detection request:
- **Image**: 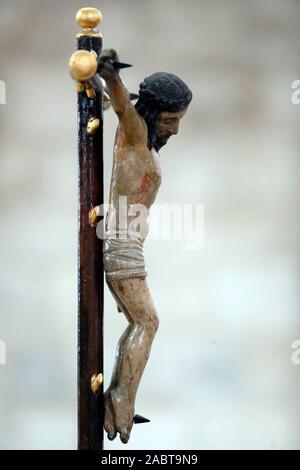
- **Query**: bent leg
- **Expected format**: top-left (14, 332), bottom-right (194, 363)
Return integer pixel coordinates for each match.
top-left (107, 277), bottom-right (159, 443)
top-left (104, 279), bottom-right (133, 440)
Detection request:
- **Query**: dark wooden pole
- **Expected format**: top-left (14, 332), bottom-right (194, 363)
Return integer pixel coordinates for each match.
top-left (70, 7), bottom-right (104, 450)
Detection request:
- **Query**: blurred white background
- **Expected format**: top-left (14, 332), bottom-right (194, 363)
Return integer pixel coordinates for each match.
top-left (0, 0), bottom-right (299, 450)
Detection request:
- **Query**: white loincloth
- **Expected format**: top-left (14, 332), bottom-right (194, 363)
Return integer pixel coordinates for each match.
top-left (103, 230), bottom-right (148, 281)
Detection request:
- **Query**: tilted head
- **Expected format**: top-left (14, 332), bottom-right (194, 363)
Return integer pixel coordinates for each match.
top-left (135, 72), bottom-right (192, 151)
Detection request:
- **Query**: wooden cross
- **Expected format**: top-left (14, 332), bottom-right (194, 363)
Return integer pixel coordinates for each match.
top-left (68, 7), bottom-right (104, 450)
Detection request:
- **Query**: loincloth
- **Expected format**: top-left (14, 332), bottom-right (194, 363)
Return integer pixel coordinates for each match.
top-left (103, 231), bottom-right (148, 281)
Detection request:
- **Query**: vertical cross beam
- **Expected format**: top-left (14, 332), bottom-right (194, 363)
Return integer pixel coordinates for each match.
top-left (70, 7), bottom-right (104, 450)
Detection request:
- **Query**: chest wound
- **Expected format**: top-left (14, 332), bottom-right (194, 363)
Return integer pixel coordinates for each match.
top-left (136, 175), bottom-right (152, 203)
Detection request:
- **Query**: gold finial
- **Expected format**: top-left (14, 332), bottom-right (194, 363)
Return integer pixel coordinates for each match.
top-left (68, 49), bottom-right (97, 82)
top-left (76, 7), bottom-right (102, 37)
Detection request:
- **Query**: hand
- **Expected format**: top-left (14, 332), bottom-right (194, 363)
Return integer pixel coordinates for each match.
top-left (88, 206), bottom-right (100, 227)
top-left (97, 48), bottom-right (120, 82)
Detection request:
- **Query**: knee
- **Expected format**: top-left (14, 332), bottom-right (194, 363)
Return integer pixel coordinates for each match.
top-left (153, 313), bottom-right (159, 333)
top-left (146, 310), bottom-right (159, 338)
top-left (133, 309), bottom-right (159, 339)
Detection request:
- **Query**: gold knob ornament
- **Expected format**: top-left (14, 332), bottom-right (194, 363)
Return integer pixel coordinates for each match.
top-left (68, 49), bottom-right (97, 82)
top-left (76, 7), bottom-right (102, 37)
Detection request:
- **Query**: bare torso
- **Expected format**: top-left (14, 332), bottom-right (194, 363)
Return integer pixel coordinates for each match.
top-left (105, 124), bottom-right (162, 237)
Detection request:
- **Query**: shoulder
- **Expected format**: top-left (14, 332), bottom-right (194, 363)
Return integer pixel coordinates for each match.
top-left (118, 103), bottom-right (148, 146)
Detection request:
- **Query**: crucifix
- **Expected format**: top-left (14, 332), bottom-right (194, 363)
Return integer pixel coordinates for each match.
top-left (68, 7), bottom-right (192, 450)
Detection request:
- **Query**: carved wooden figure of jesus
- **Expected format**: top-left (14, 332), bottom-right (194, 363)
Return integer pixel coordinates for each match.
top-left (90, 49), bottom-right (192, 444)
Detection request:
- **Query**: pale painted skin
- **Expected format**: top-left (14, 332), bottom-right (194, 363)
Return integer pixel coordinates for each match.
top-left (91, 49), bottom-right (188, 444)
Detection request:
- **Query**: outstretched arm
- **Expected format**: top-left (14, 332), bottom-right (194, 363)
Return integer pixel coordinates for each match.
top-left (97, 49), bottom-right (146, 146)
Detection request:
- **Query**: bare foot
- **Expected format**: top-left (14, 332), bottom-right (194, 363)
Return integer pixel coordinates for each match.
top-left (110, 387), bottom-right (134, 444)
top-left (104, 390), bottom-right (117, 440)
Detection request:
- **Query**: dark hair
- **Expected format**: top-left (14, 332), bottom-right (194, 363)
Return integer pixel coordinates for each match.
top-left (135, 72), bottom-right (192, 150)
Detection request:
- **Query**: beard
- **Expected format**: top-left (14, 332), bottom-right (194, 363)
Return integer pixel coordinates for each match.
top-left (153, 133), bottom-right (172, 151)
